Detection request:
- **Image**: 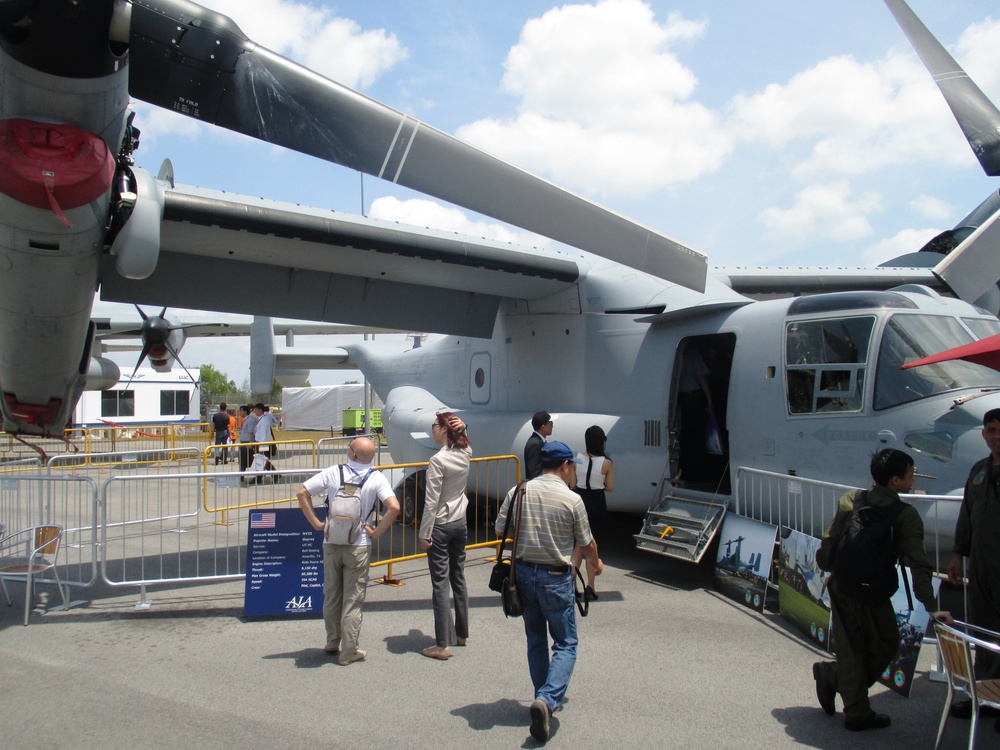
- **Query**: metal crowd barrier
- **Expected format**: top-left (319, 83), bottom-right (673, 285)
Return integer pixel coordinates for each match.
top-left (733, 466), bottom-right (961, 574)
top-left (202, 438), bottom-right (319, 475)
top-left (93, 454), bottom-right (520, 607)
top-left (0, 457), bottom-right (43, 474)
top-left (0, 474), bottom-right (99, 588)
top-left (47, 447), bottom-right (202, 474)
top-left (87, 424), bottom-right (174, 455)
top-left (101, 468), bottom-right (319, 607)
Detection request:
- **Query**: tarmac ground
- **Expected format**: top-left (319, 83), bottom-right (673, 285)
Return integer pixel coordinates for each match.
top-left (0, 512), bottom-right (995, 750)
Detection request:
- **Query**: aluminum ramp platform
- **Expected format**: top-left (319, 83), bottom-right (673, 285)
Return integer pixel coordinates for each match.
top-left (634, 494), bottom-right (727, 563)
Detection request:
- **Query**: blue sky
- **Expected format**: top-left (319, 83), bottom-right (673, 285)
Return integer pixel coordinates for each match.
top-left (94, 0), bottom-right (1000, 387)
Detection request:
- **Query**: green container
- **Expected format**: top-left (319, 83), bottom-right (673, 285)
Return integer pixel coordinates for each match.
top-left (342, 408), bottom-right (382, 435)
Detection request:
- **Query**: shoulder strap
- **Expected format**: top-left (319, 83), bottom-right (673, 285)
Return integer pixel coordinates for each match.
top-left (497, 482), bottom-right (526, 560)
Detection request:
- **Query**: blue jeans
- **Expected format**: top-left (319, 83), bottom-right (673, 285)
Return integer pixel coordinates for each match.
top-left (516, 564), bottom-right (578, 711)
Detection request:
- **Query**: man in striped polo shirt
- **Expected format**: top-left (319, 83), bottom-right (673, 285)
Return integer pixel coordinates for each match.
top-left (495, 440), bottom-right (603, 743)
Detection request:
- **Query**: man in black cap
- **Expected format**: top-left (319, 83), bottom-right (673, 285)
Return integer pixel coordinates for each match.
top-left (496, 440), bottom-right (603, 743)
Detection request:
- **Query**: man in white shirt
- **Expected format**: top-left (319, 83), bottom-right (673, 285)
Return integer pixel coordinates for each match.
top-left (297, 437), bottom-right (399, 665)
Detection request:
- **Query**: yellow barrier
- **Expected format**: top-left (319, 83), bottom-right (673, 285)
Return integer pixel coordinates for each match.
top-left (201, 439), bottom-right (319, 524)
top-left (370, 455), bottom-right (522, 585)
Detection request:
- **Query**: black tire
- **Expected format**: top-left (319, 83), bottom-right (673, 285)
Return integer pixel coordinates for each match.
top-left (399, 471), bottom-right (426, 526)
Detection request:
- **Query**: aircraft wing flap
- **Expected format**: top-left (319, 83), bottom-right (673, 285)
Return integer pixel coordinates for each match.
top-left (157, 185), bottom-right (580, 301)
top-left (100, 250), bottom-right (503, 338)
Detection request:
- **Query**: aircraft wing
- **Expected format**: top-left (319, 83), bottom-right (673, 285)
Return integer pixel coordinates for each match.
top-left (93, 316), bottom-right (402, 339)
top-left (99, 182), bottom-right (584, 338)
top-left (123, 0), bottom-right (707, 293)
top-left (714, 266), bottom-right (941, 296)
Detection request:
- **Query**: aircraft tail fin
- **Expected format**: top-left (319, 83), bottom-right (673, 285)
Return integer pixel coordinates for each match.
top-left (250, 316), bottom-right (275, 394)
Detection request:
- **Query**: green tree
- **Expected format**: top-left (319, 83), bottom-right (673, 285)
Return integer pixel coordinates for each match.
top-left (200, 364), bottom-right (236, 403)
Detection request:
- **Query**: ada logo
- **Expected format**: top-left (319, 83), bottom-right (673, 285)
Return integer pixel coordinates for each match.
top-left (285, 595), bottom-right (314, 612)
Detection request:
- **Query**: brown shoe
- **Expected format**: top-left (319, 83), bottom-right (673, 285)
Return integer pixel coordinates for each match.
top-left (422, 646), bottom-right (452, 660)
top-left (339, 650), bottom-right (366, 665)
top-left (456, 637), bottom-right (467, 647)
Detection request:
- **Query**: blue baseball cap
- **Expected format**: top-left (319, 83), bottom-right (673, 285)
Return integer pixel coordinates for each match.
top-left (540, 441), bottom-right (582, 466)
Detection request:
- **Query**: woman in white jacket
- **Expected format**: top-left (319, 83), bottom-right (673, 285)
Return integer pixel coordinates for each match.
top-left (418, 412), bottom-right (472, 660)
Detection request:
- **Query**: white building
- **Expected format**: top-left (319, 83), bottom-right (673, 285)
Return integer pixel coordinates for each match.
top-left (74, 368), bottom-right (201, 427)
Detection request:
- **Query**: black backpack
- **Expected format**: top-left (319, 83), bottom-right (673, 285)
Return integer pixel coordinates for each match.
top-left (832, 490), bottom-right (907, 607)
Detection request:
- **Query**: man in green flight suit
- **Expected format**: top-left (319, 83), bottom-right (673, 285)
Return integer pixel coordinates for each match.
top-left (946, 408), bottom-right (1000, 722)
top-left (813, 448), bottom-right (952, 732)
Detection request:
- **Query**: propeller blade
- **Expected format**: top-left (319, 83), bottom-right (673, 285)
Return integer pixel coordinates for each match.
top-left (884, 0), bottom-right (1000, 176)
top-left (125, 0), bottom-right (707, 292)
top-left (163, 340), bottom-right (197, 384)
top-left (125, 341), bottom-right (153, 388)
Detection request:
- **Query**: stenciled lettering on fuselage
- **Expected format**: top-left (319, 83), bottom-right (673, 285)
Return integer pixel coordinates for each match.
top-left (810, 426), bottom-right (879, 445)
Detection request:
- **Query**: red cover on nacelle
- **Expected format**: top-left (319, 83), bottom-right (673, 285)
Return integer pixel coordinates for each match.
top-left (0, 118), bottom-right (114, 227)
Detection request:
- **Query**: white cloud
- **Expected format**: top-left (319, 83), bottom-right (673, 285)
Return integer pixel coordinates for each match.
top-left (862, 227), bottom-right (941, 267)
top-left (455, 0), bottom-right (730, 197)
top-left (729, 16), bottom-right (1000, 182)
top-left (956, 17), bottom-right (1000, 97)
top-left (757, 181), bottom-right (881, 243)
top-left (730, 52), bottom-right (970, 180)
top-left (368, 196), bottom-right (550, 248)
top-left (909, 195), bottom-right (956, 222)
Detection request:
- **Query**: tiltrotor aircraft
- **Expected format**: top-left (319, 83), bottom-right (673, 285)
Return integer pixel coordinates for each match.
top-left (2, 0), bottom-right (1000, 548)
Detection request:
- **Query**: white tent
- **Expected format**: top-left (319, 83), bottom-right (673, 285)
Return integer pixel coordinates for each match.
top-left (281, 384), bottom-right (382, 431)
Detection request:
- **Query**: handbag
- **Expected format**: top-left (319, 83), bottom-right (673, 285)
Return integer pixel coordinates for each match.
top-left (250, 452), bottom-right (268, 472)
top-left (492, 483), bottom-right (525, 618)
top-left (705, 412), bottom-right (723, 456)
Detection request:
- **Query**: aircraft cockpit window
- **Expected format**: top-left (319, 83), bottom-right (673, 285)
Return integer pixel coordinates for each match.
top-left (785, 316), bottom-right (874, 414)
top-left (963, 317), bottom-right (1000, 340)
top-left (874, 314), bottom-right (1000, 411)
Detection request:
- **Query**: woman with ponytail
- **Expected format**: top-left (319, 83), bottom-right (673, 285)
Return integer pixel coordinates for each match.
top-left (418, 411), bottom-right (472, 660)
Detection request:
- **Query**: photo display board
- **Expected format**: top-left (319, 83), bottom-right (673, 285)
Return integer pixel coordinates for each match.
top-left (713, 514), bottom-right (777, 612)
top-left (877, 571), bottom-right (941, 697)
top-left (777, 528), bottom-right (832, 651)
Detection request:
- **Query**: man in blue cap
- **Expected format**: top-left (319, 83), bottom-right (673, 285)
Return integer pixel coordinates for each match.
top-left (495, 440), bottom-right (603, 743)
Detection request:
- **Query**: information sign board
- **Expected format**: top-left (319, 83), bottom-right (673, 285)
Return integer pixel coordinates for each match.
top-left (244, 507), bottom-right (326, 617)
